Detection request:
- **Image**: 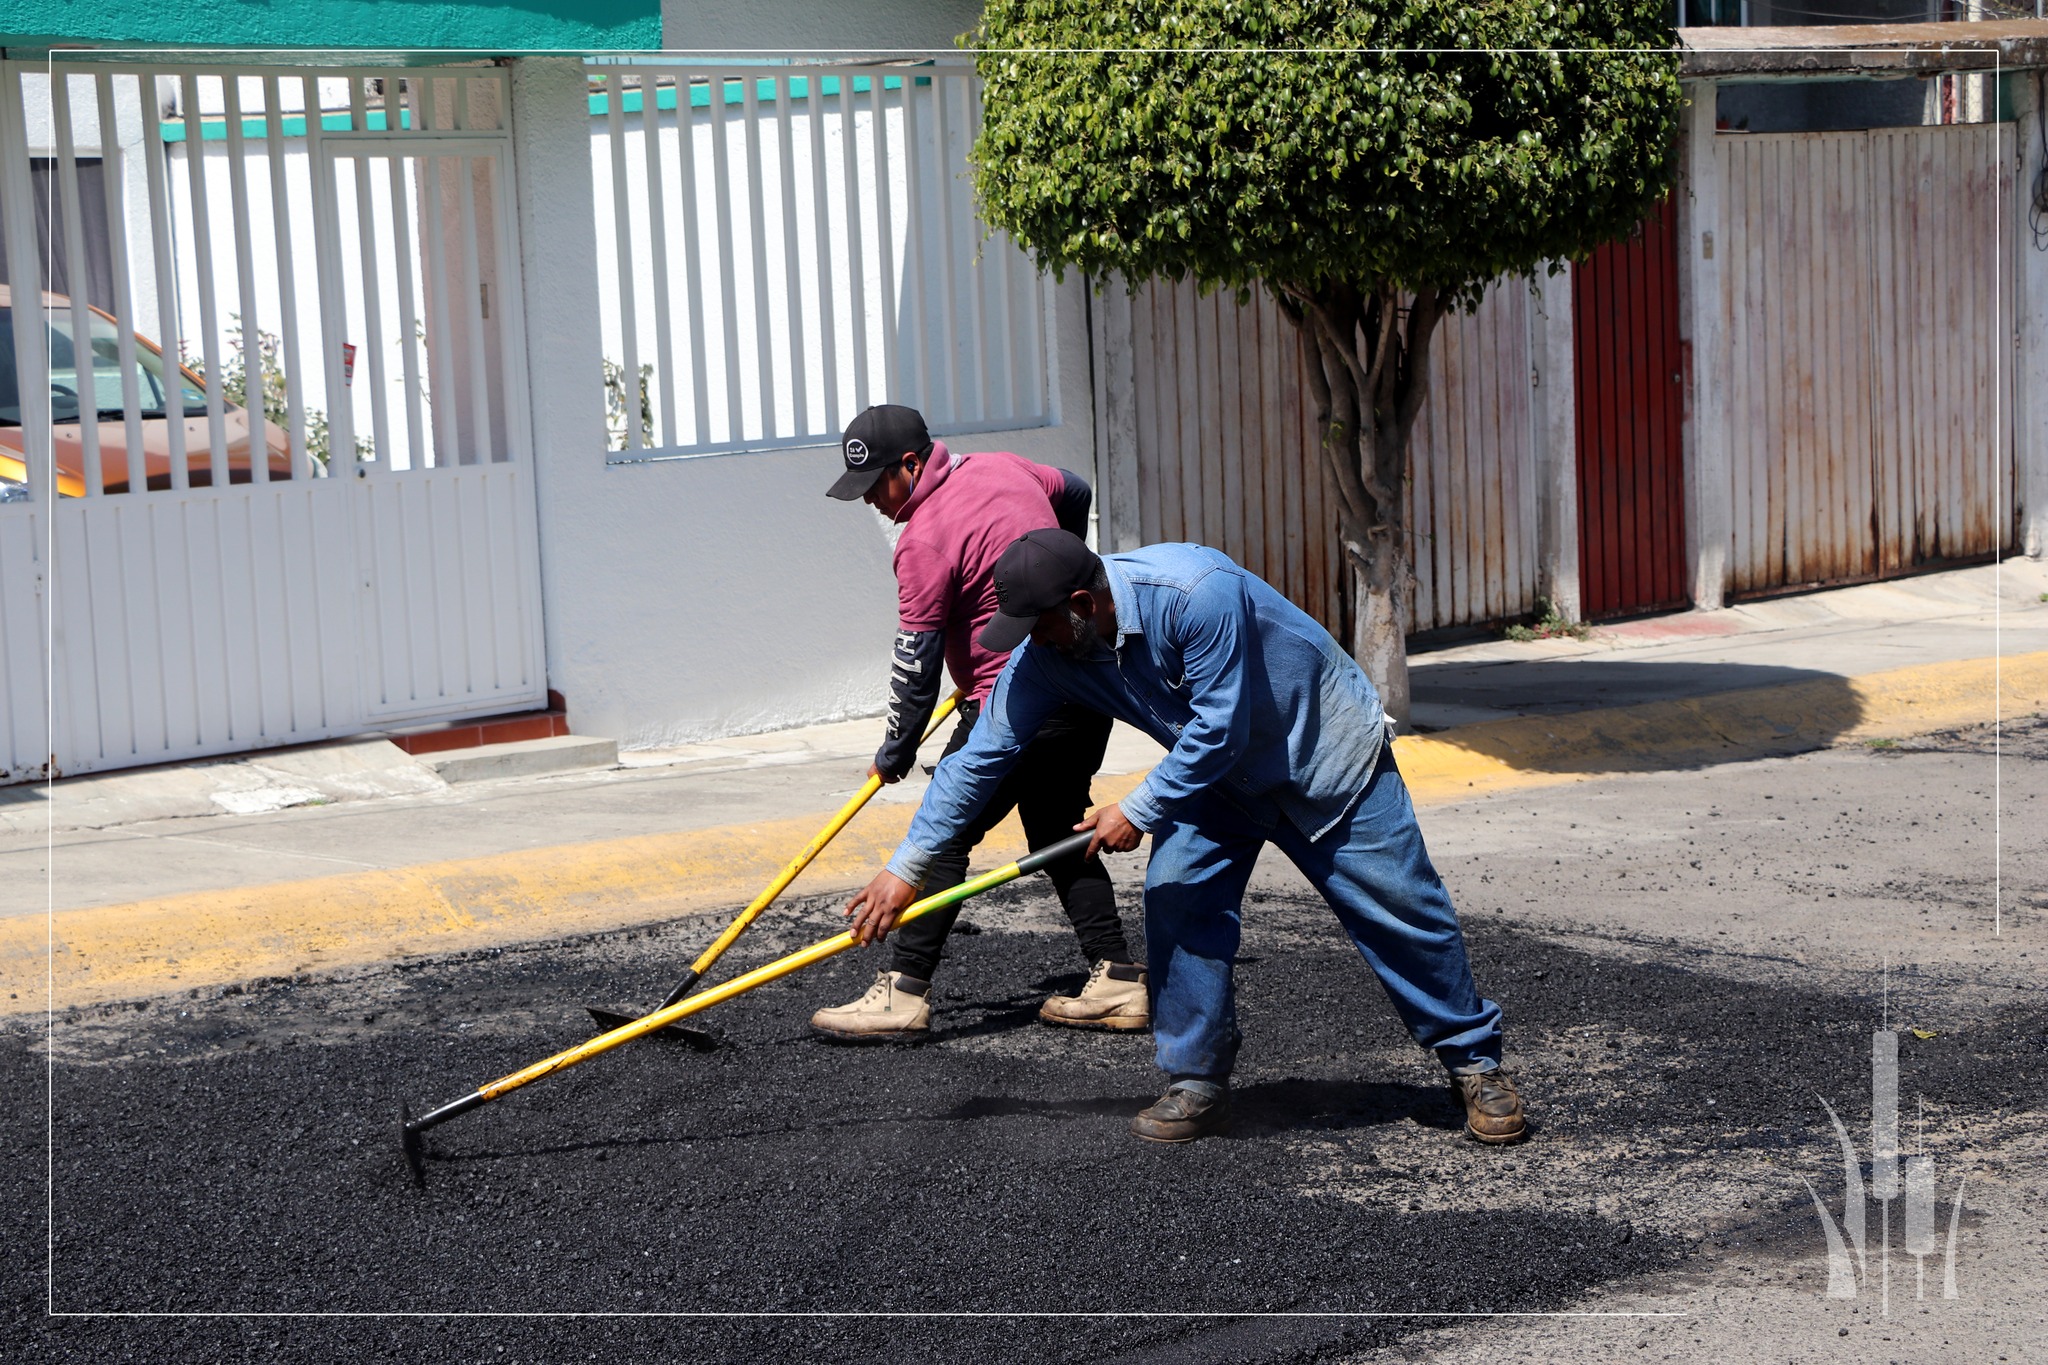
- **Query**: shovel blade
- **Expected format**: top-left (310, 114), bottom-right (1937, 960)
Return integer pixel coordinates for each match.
top-left (584, 1005), bottom-right (720, 1051)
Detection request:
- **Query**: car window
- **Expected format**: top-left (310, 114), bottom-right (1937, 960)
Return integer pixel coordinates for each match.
top-left (2, 304), bottom-right (207, 427)
top-left (0, 318), bottom-right (16, 425)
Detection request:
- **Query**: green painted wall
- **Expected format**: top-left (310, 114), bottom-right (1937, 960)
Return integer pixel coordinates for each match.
top-left (3, 0), bottom-right (660, 52)
top-left (156, 73), bottom-right (920, 142)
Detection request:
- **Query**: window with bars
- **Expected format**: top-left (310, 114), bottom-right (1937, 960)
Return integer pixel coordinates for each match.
top-left (0, 158), bottom-right (115, 311)
top-left (588, 60), bottom-right (1053, 461)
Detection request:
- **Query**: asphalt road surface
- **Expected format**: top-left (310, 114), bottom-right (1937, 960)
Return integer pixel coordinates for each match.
top-left (8, 722), bottom-right (2045, 1364)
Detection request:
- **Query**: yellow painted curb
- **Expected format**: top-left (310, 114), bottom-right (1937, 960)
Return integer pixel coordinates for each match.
top-left (8, 651), bottom-right (2040, 1010)
top-left (2, 770), bottom-right (1139, 1013)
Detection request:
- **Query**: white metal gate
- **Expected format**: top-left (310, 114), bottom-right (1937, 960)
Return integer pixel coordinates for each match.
top-left (0, 62), bottom-right (544, 782)
top-left (587, 59), bottom-right (1052, 461)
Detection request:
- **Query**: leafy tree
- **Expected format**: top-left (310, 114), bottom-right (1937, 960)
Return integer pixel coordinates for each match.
top-left (184, 316), bottom-right (371, 469)
top-left (968, 0), bottom-right (1680, 720)
top-left (602, 356), bottom-right (656, 452)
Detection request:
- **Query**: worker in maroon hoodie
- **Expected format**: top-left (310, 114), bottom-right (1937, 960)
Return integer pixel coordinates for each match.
top-left (813, 403), bottom-right (1146, 1040)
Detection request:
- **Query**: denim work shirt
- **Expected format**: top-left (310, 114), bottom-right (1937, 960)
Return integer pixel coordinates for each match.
top-left (886, 543), bottom-right (1388, 887)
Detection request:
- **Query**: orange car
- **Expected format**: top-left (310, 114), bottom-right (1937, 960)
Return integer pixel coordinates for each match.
top-left (0, 284), bottom-right (294, 499)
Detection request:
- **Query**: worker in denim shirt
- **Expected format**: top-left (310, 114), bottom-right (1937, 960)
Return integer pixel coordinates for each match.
top-left (845, 529), bottom-right (1524, 1145)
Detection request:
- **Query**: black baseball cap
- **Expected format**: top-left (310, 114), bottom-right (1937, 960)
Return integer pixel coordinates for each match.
top-left (826, 404), bottom-right (933, 500)
top-left (978, 528), bottom-right (1103, 653)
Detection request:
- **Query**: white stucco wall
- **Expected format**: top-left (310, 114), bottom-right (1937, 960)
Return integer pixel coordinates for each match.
top-left (511, 56), bottom-right (1095, 748)
top-left (661, 1), bottom-right (985, 52)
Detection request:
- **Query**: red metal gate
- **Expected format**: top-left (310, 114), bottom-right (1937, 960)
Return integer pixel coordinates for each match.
top-left (1572, 196), bottom-right (1688, 620)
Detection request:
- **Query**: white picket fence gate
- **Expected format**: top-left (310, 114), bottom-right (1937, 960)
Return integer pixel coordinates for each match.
top-left (587, 59), bottom-right (1053, 460)
top-left (0, 61), bottom-right (544, 782)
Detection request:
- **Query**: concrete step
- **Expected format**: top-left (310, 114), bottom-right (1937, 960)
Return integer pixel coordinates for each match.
top-left (420, 734), bottom-right (619, 784)
top-left (381, 706), bottom-right (571, 756)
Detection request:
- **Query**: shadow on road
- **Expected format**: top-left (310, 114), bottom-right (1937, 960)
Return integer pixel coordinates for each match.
top-left (1229, 1076), bottom-right (1462, 1135)
top-left (941, 1091), bottom-right (1140, 1122)
top-left (1407, 660), bottom-right (1869, 777)
top-left (940, 1078), bottom-right (1459, 1136)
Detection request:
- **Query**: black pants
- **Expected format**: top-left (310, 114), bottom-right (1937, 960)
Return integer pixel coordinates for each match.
top-left (890, 699), bottom-right (1132, 981)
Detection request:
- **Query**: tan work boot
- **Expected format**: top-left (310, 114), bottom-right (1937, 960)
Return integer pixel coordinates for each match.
top-left (809, 970), bottom-right (931, 1042)
top-left (1455, 1068), bottom-right (1528, 1144)
top-left (1039, 960), bottom-right (1150, 1031)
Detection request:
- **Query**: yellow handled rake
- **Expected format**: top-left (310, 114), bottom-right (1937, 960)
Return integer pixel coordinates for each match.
top-left (402, 828), bottom-right (1094, 1188)
top-left (583, 691), bottom-right (963, 1041)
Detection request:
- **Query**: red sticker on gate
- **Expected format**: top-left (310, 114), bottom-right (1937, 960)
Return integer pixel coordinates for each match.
top-left (342, 343), bottom-right (357, 387)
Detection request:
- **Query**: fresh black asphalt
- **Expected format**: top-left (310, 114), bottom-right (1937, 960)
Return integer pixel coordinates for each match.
top-left (11, 861), bottom-right (2043, 1363)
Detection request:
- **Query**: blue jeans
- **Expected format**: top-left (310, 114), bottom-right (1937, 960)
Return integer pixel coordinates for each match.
top-left (1143, 745), bottom-right (1503, 1080)
top-left (891, 700), bottom-right (1129, 981)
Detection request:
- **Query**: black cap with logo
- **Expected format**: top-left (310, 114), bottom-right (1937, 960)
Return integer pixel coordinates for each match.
top-left (825, 404), bottom-right (933, 500)
top-left (978, 528), bottom-right (1104, 653)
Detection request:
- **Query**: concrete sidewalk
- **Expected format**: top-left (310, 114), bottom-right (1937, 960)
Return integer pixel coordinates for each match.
top-left (4, 558), bottom-right (2045, 1008)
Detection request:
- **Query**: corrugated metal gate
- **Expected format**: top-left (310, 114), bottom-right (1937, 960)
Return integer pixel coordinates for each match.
top-left (1104, 277), bottom-right (1538, 636)
top-left (1111, 280), bottom-right (1340, 628)
top-left (0, 62), bottom-right (544, 782)
top-left (1409, 282), bottom-right (1540, 632)
top-left (1573, 195), bottom-right (1689, 620)
top-left (1715, 123), bottom-right (2015, 594)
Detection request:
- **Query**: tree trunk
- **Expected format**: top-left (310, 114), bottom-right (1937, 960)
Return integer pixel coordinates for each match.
top-left (1273, 281), bottom-right (1442, 730)
top-left (1351, 549), bottom-right (1411, 730)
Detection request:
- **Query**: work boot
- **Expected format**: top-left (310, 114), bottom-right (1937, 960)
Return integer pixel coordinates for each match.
top-left (809, 970), bottom-right (931, 1042)
top-left (1454, 1067), bottom-right (1528, 1144)
top-left (1129, 1081), bottom-right (1231, 1143)
top-left (1038, 960), bottom-right (1150, 1031)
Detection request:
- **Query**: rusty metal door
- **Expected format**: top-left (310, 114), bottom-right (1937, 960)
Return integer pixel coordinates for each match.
top-left (1715, 124), bottom-right (2015, 596)
top-left (1572, 194), bottom-right (1689, 620)
top-left (1865, 124), bottom-right (2016, 575)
